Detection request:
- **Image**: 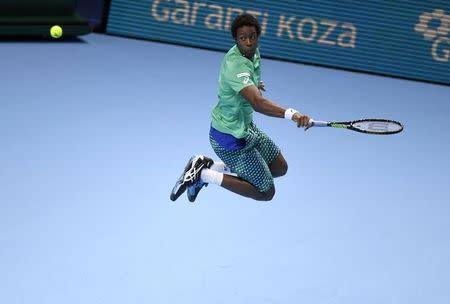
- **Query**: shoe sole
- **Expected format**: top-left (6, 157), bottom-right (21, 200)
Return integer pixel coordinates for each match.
top-left (170, 179), bottom-right (187, 201)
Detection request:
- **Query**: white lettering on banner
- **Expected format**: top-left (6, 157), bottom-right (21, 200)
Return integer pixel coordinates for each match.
top-left (339, 23), bottom-right (357, 48)
top-left (277, 15), bottom-right (295, 39)
top-left (415, 9), bottom-right (450, 63)
top-left (318, 20), bottom-right (337, 46)
top-left (151, 0), bottom-right (269, 33)
top-left (432, 37), bottom-right (450, 62)
top-left (151, 0), bottom-right (170, 21)
top-left (247, 10), bottom-right (269, 35)
top-left (277, 15), bottom-right (356, 48)
top-left (150, 1), bottom-right (356, 49)
top-left (205, 5), bottom-right (223, 29)
top-left (297, 18), bottom-right (317, 42)
top-left (190, 2), bottom-right (206, 25)
top-left (172, 0), bottom-right (189, 25)
top-left (223, 7), bottom-right (243, 31)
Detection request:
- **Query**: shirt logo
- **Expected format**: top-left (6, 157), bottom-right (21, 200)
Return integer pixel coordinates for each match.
top-left (237, 72), bottom-right (250, 84)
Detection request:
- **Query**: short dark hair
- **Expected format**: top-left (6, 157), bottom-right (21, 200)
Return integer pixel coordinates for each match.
top-left (231, 13), bottom-right (261, 39)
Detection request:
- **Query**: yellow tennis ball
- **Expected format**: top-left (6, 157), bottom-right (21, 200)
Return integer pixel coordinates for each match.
top-left (50, 25), bottom-right (63, 39)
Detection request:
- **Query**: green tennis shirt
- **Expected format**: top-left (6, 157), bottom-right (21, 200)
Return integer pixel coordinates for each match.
top-left (211, 45), bottom-right (261, 139)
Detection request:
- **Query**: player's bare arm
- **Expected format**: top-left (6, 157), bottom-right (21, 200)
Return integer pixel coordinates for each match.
top-left (240, 85), bottom-right (310, 127)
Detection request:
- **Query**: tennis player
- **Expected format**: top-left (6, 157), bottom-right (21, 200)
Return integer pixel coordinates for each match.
top-left (170, 13), bottom-right (311, 202)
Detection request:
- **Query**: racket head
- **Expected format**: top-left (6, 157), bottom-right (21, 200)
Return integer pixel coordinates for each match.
top-left (350, 119), bottom-right (404, 135)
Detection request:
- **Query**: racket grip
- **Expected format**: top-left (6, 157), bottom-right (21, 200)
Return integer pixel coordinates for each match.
top-left (308, 119), bottom-right (328, 127)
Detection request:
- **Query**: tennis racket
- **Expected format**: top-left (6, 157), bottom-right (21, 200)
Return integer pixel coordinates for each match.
top-left (306, 118), bottom-right (404, 135)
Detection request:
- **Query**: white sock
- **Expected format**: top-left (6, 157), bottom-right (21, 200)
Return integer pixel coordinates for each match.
top-left (200, 168), bottom-right (224, 185)
top-left (210, 161), bottom-right (231, 174)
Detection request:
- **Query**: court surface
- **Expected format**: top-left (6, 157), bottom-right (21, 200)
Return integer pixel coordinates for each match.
top-left (1, 33), bottom-right (450, 304)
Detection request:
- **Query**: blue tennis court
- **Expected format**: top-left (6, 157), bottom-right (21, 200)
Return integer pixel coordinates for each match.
top-left (1, 33), bottom-right (450, 304)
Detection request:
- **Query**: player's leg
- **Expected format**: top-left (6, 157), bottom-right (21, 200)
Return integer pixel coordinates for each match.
top-left (269, 153), bottom-right (288, 178)
top-left (250, 123), bottom-right (287, 178)
top-left (179, 154), bottom-right (274, 202)
top-left (221, 174), bottom-right (275, 201)
top-left (189, 166), bottom-right (274, 201)
top-left (179, 125), bottom-right (280, 202)
top-left (186, 161), bottom-right (232, 202)
top-left (210, 135), bottom-right (276, 201)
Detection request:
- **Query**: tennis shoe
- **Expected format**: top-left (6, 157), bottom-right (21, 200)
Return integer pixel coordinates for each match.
top-left (186, 156), bottom-right (214, 202)
top-left (170, 155), bottom-right (213, 201)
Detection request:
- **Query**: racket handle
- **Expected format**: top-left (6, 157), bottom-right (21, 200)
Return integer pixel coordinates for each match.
top-left (308, 119), bottom-right (328, 127)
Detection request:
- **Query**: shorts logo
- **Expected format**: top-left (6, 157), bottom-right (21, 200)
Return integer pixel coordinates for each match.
top-left (415, 9), bottom-right (450, 62)
top-left (237, 72), bottom-right (250, 84)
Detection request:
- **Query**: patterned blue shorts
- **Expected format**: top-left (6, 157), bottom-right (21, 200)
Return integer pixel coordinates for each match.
top-left (210, 123), bottom-right (281, 193)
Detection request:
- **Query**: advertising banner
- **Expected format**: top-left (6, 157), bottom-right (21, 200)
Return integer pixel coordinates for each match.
top-left (107, 0), bottom-right (450, 85)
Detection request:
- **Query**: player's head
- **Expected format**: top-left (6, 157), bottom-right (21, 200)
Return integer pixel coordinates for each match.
top-left (231, 13), bottom-right (261, 59)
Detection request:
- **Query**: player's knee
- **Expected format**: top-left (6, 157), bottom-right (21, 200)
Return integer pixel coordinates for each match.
top-left (263, 186), bottom-right (276, 201)
top-left (278, 161), bottom-right (288, 177)
top-left (256, 185), bottom-right (275, 201)
top-left (271, 160), bottom-right (288, 177)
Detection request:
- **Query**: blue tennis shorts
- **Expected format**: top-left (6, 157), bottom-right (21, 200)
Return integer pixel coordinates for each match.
top-left (210, 122), bottom-right (281, 193)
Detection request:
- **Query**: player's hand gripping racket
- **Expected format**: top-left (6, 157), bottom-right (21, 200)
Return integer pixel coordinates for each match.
top-left (305, 118), bottom-right (403, 135)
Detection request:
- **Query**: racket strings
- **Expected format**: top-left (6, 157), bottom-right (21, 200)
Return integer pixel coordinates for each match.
top-left (352, 120), bottom-right (403, 134)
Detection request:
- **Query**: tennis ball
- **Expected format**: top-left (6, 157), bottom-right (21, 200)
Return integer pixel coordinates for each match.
top-left (50, 25), bottom-right (63, 39)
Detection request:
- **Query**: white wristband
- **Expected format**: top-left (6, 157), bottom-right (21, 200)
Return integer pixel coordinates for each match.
top-left (284, 108), bottom-right (299, 120)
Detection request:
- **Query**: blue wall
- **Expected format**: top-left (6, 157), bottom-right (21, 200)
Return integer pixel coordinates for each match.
top-left (106, 0), bottom-right (450, 85)
top-left (76, 0), bottom-right (108, 30)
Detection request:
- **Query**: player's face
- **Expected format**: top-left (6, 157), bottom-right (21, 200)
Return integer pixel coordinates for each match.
top-left (236, 26), bottom-right (259, 59)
